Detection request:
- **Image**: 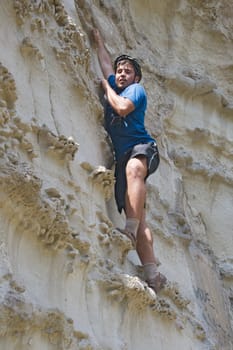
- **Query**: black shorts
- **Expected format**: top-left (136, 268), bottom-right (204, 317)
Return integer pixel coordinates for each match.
top-left (114, 142), bottom-right (160, 213)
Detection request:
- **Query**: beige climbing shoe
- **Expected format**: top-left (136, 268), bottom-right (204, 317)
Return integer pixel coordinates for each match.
top-left (146, 271), bottom-right (167, 294)
top-left (116, 228), bottom-right (137, 249)
top-left (143, 263), bottom-right (167, 294)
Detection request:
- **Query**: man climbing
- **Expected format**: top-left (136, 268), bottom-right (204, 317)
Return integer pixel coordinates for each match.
top-left (92, 28), bottom-right (166, 293)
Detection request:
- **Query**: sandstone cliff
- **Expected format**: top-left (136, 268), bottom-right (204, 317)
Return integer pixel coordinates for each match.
top-left (0, 1), bottom-right (233, 349)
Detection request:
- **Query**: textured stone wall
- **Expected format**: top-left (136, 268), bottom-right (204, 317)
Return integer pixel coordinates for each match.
top-left (0, 1), bottom-right (232, 349)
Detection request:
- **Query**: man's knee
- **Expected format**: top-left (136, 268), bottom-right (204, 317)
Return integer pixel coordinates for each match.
top-left (126, 157), bottom-right (147, 179)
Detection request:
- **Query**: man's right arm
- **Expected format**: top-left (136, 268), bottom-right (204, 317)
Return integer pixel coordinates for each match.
top-left (92, 29), bottom-right (114, 79)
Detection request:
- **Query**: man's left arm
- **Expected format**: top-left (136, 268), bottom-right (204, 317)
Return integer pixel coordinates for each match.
top-left (102, 79), bottom-right (135, 117)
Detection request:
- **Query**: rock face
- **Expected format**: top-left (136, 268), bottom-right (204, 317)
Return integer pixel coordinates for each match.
top-left (0, 1), bottom-right (232, 349)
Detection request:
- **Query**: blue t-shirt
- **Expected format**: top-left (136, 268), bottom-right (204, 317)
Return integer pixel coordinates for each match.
top-left (105, 74), bottom-right (155, 160)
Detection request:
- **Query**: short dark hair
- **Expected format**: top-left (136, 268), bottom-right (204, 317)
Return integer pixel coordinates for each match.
top-left (114, 54), bottom-right (142, 81)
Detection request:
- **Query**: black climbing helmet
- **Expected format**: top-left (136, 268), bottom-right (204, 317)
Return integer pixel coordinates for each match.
top-left (114, 54), bottom-right (142, 81)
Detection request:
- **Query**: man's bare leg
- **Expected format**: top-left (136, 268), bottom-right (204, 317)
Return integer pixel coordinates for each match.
top-left (136, 209), bottom-right (157, 264)
top-left (119, 156), bottom-right (147, 243)
top-left (124, 156), bottom-right (157, 262)
top-left (125, 156), bottom-right (147, 220)
top-left (136, 209), bottom-right (167, 292)
top-left (124, 156), bottom-right (166, 292)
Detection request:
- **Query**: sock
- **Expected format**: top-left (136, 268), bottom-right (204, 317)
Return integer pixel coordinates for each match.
top-left (124, 218), bottom-right (139, 238)
top-left (143, 263), bottom-right (158, 282)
